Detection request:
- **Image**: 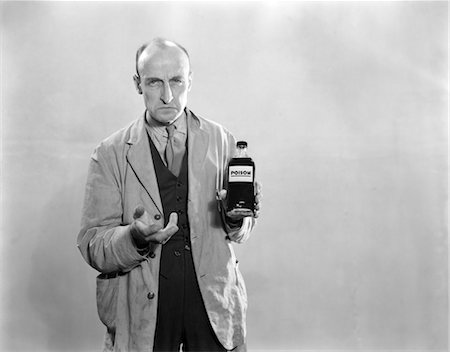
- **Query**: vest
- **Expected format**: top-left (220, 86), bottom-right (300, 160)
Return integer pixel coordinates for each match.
top-left (148, 135), bottom-right (192, 279)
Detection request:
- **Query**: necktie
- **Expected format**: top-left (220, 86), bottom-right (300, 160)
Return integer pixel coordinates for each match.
top-left (165, 124), bottom-right (183, 176)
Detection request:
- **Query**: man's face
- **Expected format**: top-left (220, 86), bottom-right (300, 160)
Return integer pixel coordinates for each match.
top-left (135, 46), bottom-right (192, 125)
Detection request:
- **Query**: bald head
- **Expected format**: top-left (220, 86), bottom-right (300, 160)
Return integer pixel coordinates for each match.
top-left (135, 38), bottom-right (191, 78)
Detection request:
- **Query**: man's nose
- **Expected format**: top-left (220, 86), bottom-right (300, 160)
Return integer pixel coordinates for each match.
top-left (160, 82), bottom-right (174, 104)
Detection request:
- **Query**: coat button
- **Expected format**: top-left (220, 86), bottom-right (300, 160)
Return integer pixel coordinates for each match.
top-left (174, 250), bottom-right (181, 257)
top-left (149, 252), bottom-right (156, 258)
top-left (154, 214), bottom-right (161, 220)
top-left (147, 292), bottom-right (155, 300)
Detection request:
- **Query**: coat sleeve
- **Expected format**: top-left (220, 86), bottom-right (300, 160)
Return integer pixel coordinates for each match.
top-left (77, 143), bottom-right (146, 274)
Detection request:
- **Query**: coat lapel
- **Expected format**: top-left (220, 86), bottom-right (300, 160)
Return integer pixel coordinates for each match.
top-left (126, 114), bottom-right (163, 214)
top-left (187, 110), bottom-right (210, 181)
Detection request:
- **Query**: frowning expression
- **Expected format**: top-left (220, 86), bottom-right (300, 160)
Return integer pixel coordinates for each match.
top-left (135, 45), bottom-right (192, 125)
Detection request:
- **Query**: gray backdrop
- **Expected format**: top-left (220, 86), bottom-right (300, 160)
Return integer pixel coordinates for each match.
top-left (1, 1), bottom-right (448, 351)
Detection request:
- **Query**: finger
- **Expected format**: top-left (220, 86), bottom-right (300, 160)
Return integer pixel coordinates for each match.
top-left (255, 181), bottom-right (262, 195)
top-left (154, 230), bottom-right (179, 245)
top-left (227, 208), bottom-right (253, 220)
top-left (135, 221), bottom-right (162, 236)
top-left (255, 193), bottom-right (261, 204)
top-left (148, 231), bottom-right (168, 244)
top-left (217, 189), bottom-right (227, 201)
top-left (133, 205), bottom-right (145, 219)
top-left (162, 215), bottom-right (179, 237)
top-left (147, 225), bottom-right (177, 244)
top-left (143, 223), bottom-right (163, 234)
top-left (254, 198), bottom-right (260, 217)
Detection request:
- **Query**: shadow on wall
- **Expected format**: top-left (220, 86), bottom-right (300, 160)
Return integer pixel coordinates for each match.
top-left (28, 176), bottom-right (104, 351)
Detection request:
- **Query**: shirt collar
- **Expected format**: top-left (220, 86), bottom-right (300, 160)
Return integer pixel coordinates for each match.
top-left (145, 110), bottom-right (187, 137)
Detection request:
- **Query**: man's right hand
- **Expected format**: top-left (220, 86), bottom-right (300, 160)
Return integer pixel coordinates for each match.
top-left (130, 205), bottom-right (178, 248)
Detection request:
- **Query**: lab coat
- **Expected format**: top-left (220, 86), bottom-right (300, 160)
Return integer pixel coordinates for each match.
top-left (77, 110), bottom-right (254, 351)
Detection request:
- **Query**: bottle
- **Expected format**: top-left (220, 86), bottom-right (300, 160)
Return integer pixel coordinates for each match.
top-left (226, 141), bottom-right (255, 216)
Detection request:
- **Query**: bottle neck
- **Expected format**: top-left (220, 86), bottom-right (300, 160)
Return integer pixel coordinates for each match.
top-left (236, 147), bottom-right (248, 158)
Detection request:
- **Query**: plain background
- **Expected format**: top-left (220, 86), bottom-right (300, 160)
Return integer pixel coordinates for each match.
top-left (1, 1), bottom-right (448, 351)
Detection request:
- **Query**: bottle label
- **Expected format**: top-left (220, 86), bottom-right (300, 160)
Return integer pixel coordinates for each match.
top-left (229, 165), bottom-right (253, 182)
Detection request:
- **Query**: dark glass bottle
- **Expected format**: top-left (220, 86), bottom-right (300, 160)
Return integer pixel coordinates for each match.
top-left (226, 141), bottom-right (255, 214)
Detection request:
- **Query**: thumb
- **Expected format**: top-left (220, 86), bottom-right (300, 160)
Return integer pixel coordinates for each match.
top-left (133, 205), bottom-right (145, 219)
top-left (157, 212), bottom-right (179, 242)
top-left (167, 212), bottom-right (178, 226)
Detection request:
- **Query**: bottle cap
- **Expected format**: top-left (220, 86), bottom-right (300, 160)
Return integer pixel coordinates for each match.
top-left (236, 141), bottom-right (247, 148)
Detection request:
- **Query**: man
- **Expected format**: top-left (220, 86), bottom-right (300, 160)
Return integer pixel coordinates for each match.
top-left (77, 38), bottom-right (260, 352)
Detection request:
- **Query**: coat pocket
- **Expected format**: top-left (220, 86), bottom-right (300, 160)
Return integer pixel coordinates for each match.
top-left (96, 273), bottom-right (119, 329)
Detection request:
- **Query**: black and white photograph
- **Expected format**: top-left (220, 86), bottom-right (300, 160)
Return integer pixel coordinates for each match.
top-left (1, 1), bottom-right (448, 351)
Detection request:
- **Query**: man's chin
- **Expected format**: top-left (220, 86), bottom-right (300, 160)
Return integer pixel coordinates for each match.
top-left (153, 109), bottom-right (181, 124)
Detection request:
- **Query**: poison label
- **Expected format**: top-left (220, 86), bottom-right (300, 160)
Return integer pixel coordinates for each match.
top-left (229, 166), bottom-right (253, 182)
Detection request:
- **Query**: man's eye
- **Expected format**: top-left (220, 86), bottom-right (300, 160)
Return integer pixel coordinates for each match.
top-left (147, 80), bottom-right (162, 87)
top-left (171, 79), bottom-right (183, 85)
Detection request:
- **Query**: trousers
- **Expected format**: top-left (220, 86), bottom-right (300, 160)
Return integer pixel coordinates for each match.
top-left (153, 237), bottom-right (227, 352)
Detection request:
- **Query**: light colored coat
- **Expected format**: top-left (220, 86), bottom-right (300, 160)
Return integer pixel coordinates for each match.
top-left (77, 110), bottom-right (254, 351)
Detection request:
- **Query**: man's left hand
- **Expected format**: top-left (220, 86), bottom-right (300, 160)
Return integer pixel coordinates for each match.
top-left (217, 181), bottom-right (262, 221)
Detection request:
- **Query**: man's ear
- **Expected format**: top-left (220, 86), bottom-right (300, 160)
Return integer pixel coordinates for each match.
top-left (133, 74), bottom-right (143, 94)
top-left (187, 72), bottom-right (193, 92)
